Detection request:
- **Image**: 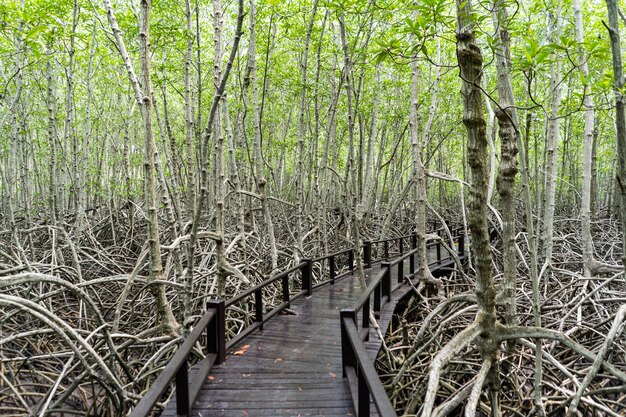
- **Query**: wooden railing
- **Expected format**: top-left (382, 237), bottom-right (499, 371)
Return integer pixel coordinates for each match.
top-left (339, 228), bottom-right (466, 417)
top-left (129, 301), bottom-right (224, 417)
top-left (129, 229), bottom-right (462, 417)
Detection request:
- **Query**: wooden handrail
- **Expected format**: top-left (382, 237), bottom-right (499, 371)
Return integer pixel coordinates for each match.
top-left (311, 247), bottom-right (353, 263)
top-left (370, 233), bottom-right (415, 245)
top-left (340, 227), bottom-right (467, 417)
top-left (352, 267), bottom-right (387, 315)
top-left (129, 301), bottom-right (224, 417)
top-left (341, 313), bottom-right (396, 417)
top-left (226, 261), bottom-right (306, 307)
top-left (130, 226), bottom-right (466, 416)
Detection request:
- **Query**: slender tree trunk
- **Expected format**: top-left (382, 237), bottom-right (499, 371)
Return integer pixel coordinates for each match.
top-left (249, 0), bottom-right (278, 272)
top-left (484, 79), bottom-right (498, 204)
top-left (361, 67), bottom-right (381, 218)
top-left (493, 9), bottom-right (545, 412)
top-left (572, 0), bottom-right (596, 276)
top-left (591, 127), bottom-right (599, 216)
top-left (421, 35), bottom-right (442, 237)
top-left (542, 3), bottom-right (563, 264)
top-left (103, 0), bottom-right (178, 332)
top-left (184, 0), bottom-right (196, 221)
top-left (65, 0), bottom-right (80, 231)
top-left (5, 12), bottom-right (31, 265)
top-left (138, 0), bottom-right (178, 332)
top-left (46, 48), bottom-right (60, 224)
top-left (159, 72), bottom-right (182, 201)
top-left (409, 27), bottom-right (436, 285)
top-left (195, 0), bottom-right (203, 172)
top-left (339, 12), bottom-right (366, 285)
top-left (313, 10), bottom-right (328, 256)
top-left (77, 20), bottom-right (97, 237)
top-left (295, 0), bottom-right (319, 261)
top-left (604, 0), bottom-right (626, 267)
top-left (213, 0), bottom-right (229, 297)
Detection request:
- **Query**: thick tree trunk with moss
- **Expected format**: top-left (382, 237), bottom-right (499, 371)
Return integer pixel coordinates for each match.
top-left (455, 0), bottom-right (500, 411)
top-left (492, 0), bottom-right (518, 345)
top-left (492, 4), bottom-right (545, 414)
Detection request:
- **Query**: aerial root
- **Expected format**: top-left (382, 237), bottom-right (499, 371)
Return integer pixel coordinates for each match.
top-left (377, 219), bottom-right (626, 417)
top-left (497, 324), bottom-right (626, 383)
top-left (389, 293), bottom-right (477, 388)
top-left (565, 304), bottom-right (626, 416)
top-left (464, 358), bottom-right (492, 417)
top-left (431, 377), bottom-right (474, 417)
top-left (420, 322), bottom-right (480, 417)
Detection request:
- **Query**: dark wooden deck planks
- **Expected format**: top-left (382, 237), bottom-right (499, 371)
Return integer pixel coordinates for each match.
top-left (161, 248), bottom-right (454, 417)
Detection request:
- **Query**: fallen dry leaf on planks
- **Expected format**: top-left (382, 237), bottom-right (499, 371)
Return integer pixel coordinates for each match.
top-left (233, 344), bottom-right (251, 355)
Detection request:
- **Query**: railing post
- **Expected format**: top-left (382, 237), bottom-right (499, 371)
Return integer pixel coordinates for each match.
top-left (206, 300), bottom-right (225, 364)
top-left (175, 362), bottom-right (189, 415)
top-left (384, 240), bottom-right (389, 260)
top-left (399, 238), bottom-right (404, 256)
top-left (358, 364), bottom-right (370, 417)
top-left (348, 250), bottom-right (354, 272)
top-left (381, 262), bottom-right (391, 302)
top-left (340, 309), bottom-right (357, 377)
top-left (436, 240), bottom-right (442, 264)
top-left (397, 257), bottom-right (404, 283)
top-left (373, 281), bottom-right (381, 313)
top-left (302, 258), bottom-right (313, 296)
top-left (363, 241), bottom-right (372, 269)
top-left (362, 295), bottom-right (370, 341)
top-left (255, 288), bottom-right (264, 330)
top-left (410, 232), bottom-right (416, 274)
top-left (282, 274), bottom-right (290, 307)
top-left (329, 255), bottom-right (336, 284)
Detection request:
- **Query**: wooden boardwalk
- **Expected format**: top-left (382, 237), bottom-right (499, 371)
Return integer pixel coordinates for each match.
top-left (161, 249), bottom-right (454, 417)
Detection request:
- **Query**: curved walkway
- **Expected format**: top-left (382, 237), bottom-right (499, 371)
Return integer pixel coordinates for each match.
top-left (161, 249), bottom-right (454, 417)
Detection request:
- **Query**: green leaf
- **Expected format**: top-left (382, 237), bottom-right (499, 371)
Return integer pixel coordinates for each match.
top-left (535, 48), bottom-right (550, 65)
top-left (546, 42), bottom-right (566, 51)
top-left (579, 71), bottom-right (588, 86)
top-left (373, 49), bottom-right (389, 64)
top-left (559, 35), bottom-right (576, 48)
top-left (25, 25), bottom-right (47, 40)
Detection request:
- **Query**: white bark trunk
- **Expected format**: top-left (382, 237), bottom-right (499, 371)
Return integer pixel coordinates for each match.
top-left (574, 0), bottom-right (596, 277)
top-left (542, 2), bottom-right (563, 264)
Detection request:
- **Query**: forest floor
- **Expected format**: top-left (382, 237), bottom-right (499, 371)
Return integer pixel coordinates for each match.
top-left (1, 208), bottom-right (625, 416)
top-left (377, 214), bottom-right (626, 416)
top-left (0, 206), bottom-right (413, 416)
